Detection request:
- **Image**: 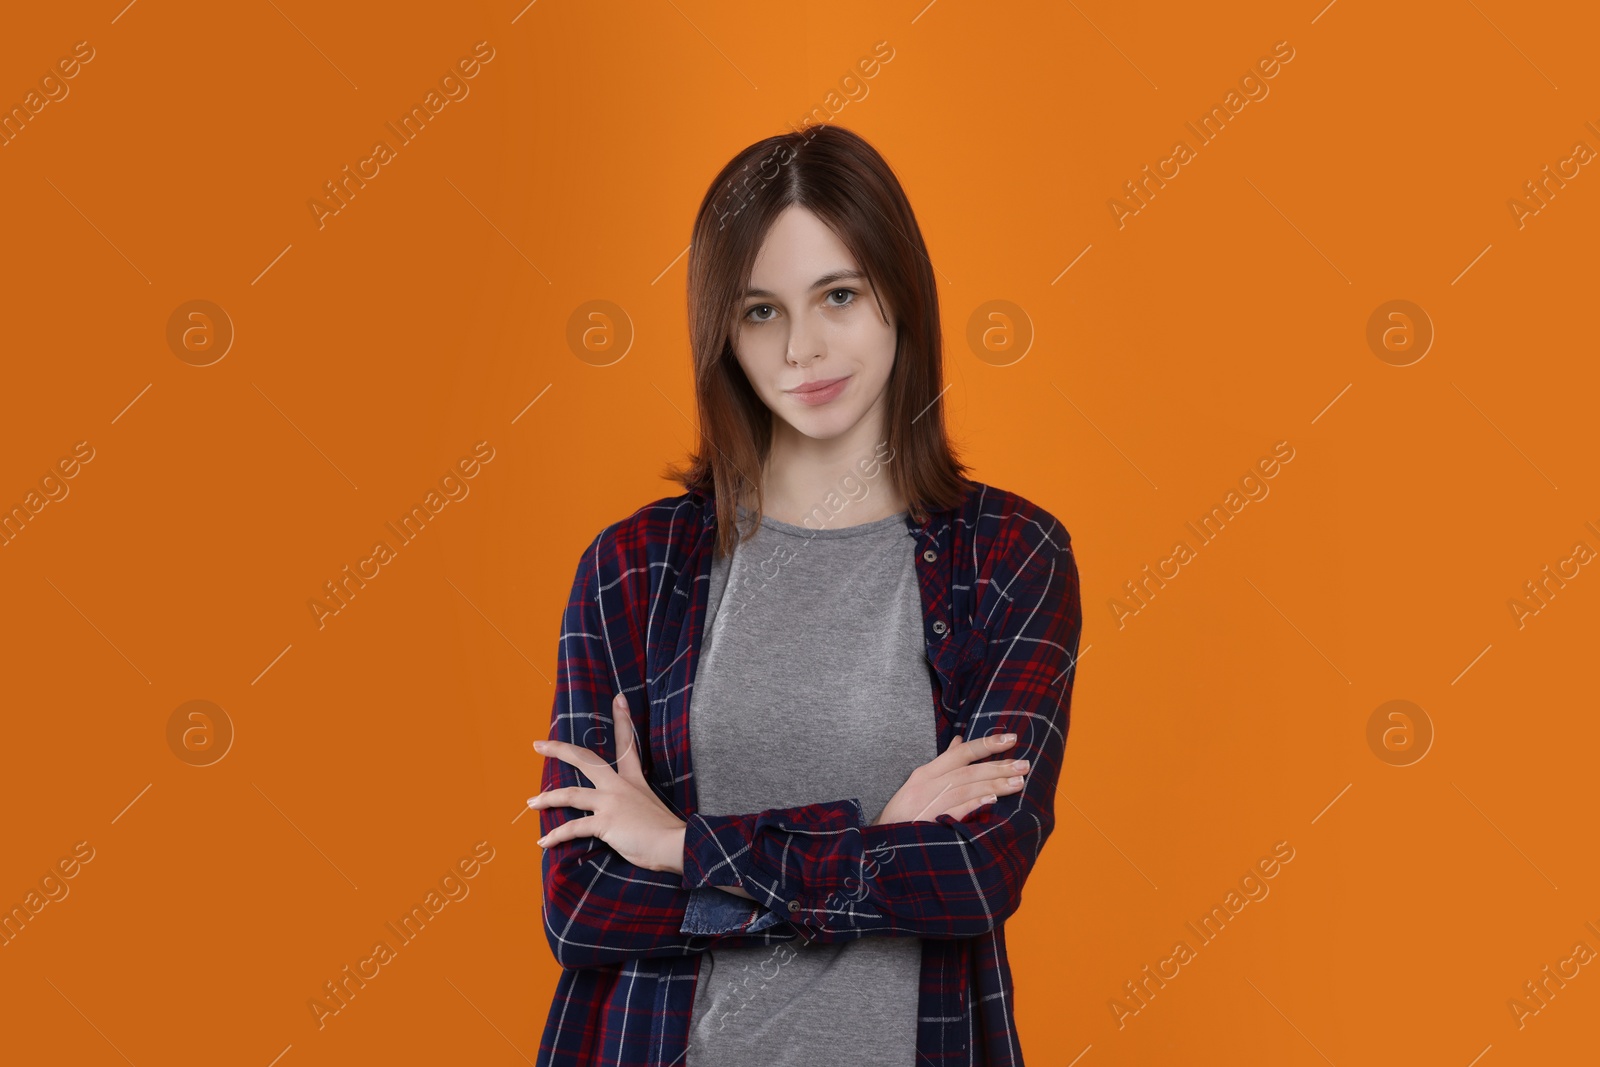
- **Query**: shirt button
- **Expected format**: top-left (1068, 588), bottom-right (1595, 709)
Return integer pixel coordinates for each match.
top-left (932, 620), bottom-right (948, 635)
top-left (787, 900), bottom-right (802, 912)
top-left (922, 549), bottom-right (937, 563)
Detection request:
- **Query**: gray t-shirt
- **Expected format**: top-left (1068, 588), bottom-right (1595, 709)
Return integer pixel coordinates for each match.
top-left (684, 503), bottom-right (938, 1067)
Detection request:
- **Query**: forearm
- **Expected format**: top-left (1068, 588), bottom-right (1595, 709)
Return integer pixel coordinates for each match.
top-left (659, 825), bottom-right (754, 900)
top-left (679, 798), bottom-right (1043, 941)
top-left (543, 837), bottom-right (794, 968)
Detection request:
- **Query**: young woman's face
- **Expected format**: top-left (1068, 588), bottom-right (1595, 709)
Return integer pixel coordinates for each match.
top-left (731, 204), bottom-right (897, 445)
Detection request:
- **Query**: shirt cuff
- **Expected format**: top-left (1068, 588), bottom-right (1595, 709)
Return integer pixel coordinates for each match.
top-left (679, 801), bottom-right (865, 931)
top-left (678, 885), bottom-right (787, 936)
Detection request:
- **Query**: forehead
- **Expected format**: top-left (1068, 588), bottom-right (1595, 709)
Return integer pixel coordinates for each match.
top-left (747, 206), bottom-right (858, 288)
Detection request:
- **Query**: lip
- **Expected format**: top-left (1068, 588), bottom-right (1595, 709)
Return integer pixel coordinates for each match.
top-left (786, 376), bottom-right (850, 405)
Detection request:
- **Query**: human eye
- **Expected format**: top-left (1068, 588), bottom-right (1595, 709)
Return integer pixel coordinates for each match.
top-left (824, 287), bottom-right (857, 308)
top-left (743, 303), bottom-right (776, 323)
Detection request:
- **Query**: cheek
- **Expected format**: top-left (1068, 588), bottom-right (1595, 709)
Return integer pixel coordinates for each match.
top-left (731, 340), bottom-right (774, 393)
top-left (852, 318), bottom-right (897, 376)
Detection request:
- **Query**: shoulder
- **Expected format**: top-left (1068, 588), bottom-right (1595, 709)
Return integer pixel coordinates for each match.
top-left (571, 490), bottom-right (710, 591)
top-left (957, 479), bottom-right (1073, 567)
top-left (957, 481), bottom-right (1080, 628)
top-left (585, 490), bottom-right (706, 555)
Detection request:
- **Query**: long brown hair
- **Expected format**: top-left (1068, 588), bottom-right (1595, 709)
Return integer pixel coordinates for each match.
top-left (661, 124), bottom-right (972, 557)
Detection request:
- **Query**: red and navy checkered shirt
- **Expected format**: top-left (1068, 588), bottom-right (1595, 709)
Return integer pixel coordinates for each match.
top-left (535, 478), bottom-right (1083, 1066)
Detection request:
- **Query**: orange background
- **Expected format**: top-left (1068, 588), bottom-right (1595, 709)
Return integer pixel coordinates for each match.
top-left (2, 1), bottom-right (1596, 1063)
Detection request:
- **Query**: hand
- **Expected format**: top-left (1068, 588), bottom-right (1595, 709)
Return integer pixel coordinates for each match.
top-left (528, 693), bottom-right (688, 873)
top-left (871, 731), bottom-right (1028, 826)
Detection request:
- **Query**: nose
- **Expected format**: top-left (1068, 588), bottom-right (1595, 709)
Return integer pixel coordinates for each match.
top-left (785, 316), bottom-right (824, 368)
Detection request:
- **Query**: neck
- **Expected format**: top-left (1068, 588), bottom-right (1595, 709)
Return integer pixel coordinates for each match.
top-left (754, 412), bottom-right (905, 527)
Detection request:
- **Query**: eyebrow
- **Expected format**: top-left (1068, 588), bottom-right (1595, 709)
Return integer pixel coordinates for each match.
top-left (743, 269), bottom-right (866, 300)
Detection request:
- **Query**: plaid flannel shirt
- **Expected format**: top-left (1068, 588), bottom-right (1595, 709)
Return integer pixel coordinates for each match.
top-left (535, 478), bottom-right (1083, 1066)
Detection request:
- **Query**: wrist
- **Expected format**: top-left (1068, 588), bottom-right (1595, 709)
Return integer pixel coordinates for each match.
top-left (664, 823), bottom-right (686, 875)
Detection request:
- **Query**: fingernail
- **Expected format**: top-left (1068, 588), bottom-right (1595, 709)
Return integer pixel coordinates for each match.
top-left (533, 740), bottom-right (546, 752)
top-left (1013, 759), bottom-right (1030, 770)
top-left (527, 795), bottom-right (540, 807)
top-left (982, 793), bottom-right (998, 804)
top-left (536, 836), bottom-right (548, 846)
top-left (615, 694), bottom-right (627, 706)
top-left (1002, 733), bottom-right (1016, 743)
top-left (1008, 775), bottom-right (1024, 786)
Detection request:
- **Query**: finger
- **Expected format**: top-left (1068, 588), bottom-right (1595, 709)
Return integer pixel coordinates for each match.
top-left (968, 730), bottom-right (1019, 759)
top-left (942, 792), bottom-right (1001, 822)
top-left (533, 738), bottom-right (619, 783)
top-left (526, 786), bottom-right (597, 811)
top-left (934, 775), bottom-right (1021, 821)
top-left (611, 694), bottom-right (646, 783)
top-left (918, 732), bottom-right (972, 776)
top-left (959, 757), bottom-right (1030, 784)
top-left (977, 766), bottom-right (1029, 797)
top-left (926, 729), bottom-right (1018, 773)
top-left (537, 814), bottom-right (600, 849)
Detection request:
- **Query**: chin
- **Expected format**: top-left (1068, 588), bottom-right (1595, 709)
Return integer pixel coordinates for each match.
top-left (788, 408), bottom-right (863, 441)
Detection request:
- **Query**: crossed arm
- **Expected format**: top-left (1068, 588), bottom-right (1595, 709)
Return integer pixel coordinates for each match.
top-left (536, 517), bottom-right (1082, 968)
top-left (536, 531), bottom-right (800, 968)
